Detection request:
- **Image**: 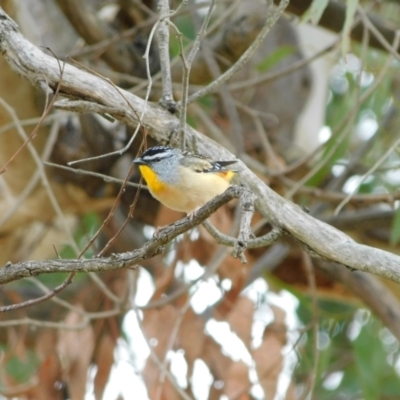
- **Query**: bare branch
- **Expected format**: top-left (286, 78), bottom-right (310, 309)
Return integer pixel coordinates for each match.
top-left (56, 0), bottom-right (147, 75)
top-left (319, 261), bottom-right (400, 342)
top-left (44, 161), bottom-right (145, 189)
top-left (178, 0), bottom-right (216, 149)
top-left (0, 186), bottom-right (245, 286)
top-left (278, 0), bottom-right (400, 53)
top-left (157, 0), bottom-right (176, 111)
top-left (187, 0), bottom-right (289, 104)
top-left (1, 7), bottom-right (400, 283)
top-left (202, 221), bottom-right (284, 250)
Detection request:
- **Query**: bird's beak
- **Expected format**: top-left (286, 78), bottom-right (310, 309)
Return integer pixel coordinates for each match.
top-left (133, 157), bottom-right (147, 166)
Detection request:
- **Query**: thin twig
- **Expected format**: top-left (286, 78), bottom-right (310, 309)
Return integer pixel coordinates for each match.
top-left (239, 104), bottom-right (281, 167)
top-left (44, 161), bottom-right (146, 190)
top-left (78, 162), bottom-right (137, 258)
top-left (157, 0), bottom-right (176, 112)
top-left (0, 307), bottom-right (122, 329)
top-left (27, 277), bottom-right (86, 314)
top-left (155, 298), bottom-right (192, 400)
top-left (178, 0), bottom-right (216, 149)
top-left (0, 69), bottom-right (62, 174)
top-left (64, 60), bottom-right (145, 165)
top-left (232, 188), bottom-right (256, 262)
top-left (281, 180), bottom-right (400, 205)
top-left (228, 42), bottom-right (337, 92)
top-left (0, 61), bottom-right (81, 312)
top-left (0, 277), bottom-right (74, 312)
top-left (358, 6), bottom-right (400, 61)
top-left (335, 139), bottom-right (400, 215)
top-left (67, 17), bottom-right (157, 59)
top-left (0, 80), bottom-right (80, 252)
top-left (300, 252), bottom-right (319, 400)
top-left (203, 221), bottom-right (284, 250)
top-left (187, 0), bottom-right (290, 104)
top-left (0, 186), bottom-right (250, 286)
top-left (0, 117), bottom-right (60, 228)
top-left (188, 1), bottom-right (244, 153)
top-left (97, 164), bottom-right (143, 256)
top-left (0, 113), bottom-right (65, 136)
top-left (134, 306), bottom-right (193, 400)
top-left (285, 31), bottom-right (398, 199)
top-left (1, 8), bottom-right (400, 282)
top-left (138, 242), bottom-right (232, 312)
top-left (190, 103), bottom-right (235, 151)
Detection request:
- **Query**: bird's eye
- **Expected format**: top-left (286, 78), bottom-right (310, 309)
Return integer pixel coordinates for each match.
top-left (153, 157), bottom-right (161, 162)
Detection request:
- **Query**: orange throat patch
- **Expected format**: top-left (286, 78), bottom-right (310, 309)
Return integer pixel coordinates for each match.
top-left (216, 170), bottom-right (236, 181)
top-left (139, 165), bottom-right (166, 194)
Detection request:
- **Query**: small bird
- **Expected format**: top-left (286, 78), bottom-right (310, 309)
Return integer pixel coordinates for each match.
top-left (133, 146), bottom-right (237, 214)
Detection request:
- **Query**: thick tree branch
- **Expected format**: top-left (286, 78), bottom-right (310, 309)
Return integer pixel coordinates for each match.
top-left (0, 7), bottom-right (400, 283)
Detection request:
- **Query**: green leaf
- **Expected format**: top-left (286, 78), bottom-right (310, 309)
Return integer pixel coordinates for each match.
top-left (256, 46), bottom-right (295, 72)
top-left (352, 319), bottom-right (400, 400)
top-left (390, 206), bottom-right (400, 245)
top-left (342, 0), bottom-right (359, 57)
top-left (5, 352), bottom-right (39, 384)
top-left (353, 324), bottom-right (382, 400)
top-left (305, 133), bottom-right (351, 188)
top-left (337, 365), bottom-right (363, 398)
top-left (317, 298), bottom-right (356, 317)
top-left (59, 211), bottom-right (101, 259)
top-left (301, 0), bottom-right (329, 25)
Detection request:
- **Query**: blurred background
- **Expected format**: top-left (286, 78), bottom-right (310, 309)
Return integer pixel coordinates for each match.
top-left (0, 0), bottom-right (400, 399)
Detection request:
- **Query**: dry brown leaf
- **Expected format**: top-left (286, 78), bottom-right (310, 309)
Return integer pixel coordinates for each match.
top-left (147, 378), bottom-right (184, 400)
top-left (94, 334), bottom-right (115, 400)
top-left (253, 305), bottom-right (292, 399)
top-left (203, 335), bottom-right (232, 383)
top-left (57, 307), bottom-right (95, 400)
top-left (142, 306), bottom-right (178, 396)
top-left (0, 182), bottom-right (114, 263)
top-left (0, 327), bottom-right (32, 393)
top-left (0, 328), bottom-right (63, 399)
top-left (214, 257), bottom-right (249, 319)
top-left (33, 352), bottom-right (63, 400)
top-left (226, 296), bottom-right (255, 350)
top-left (28, 329), bottom-right (62, 399)
top-left (175, 233), bottom-right (215, 266)
top-left (0, 61), bottom-right (46, 192)
top-left (154, 204), bottom-right (185, 227)
top-left (177, 308), bottom-right (206, 376)
top-left (224, 361), bottom-right (251, 400)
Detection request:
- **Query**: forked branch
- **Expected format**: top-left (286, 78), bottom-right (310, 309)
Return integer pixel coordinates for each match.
top-left (0, 7), bottom-right (400, 283)
top-left (0, 186), bottom-right (268, 286)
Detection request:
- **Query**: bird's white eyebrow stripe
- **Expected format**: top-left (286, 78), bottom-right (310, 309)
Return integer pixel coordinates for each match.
top-left (142, 151), bottom-right (172, 161)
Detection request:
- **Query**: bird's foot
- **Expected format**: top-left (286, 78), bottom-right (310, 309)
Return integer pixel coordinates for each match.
top-left (187, 207), bottom-right (200, 221)
top-left (153, 226), bottom-right (162, 238)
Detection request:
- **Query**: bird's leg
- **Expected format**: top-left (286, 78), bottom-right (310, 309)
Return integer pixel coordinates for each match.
top-left (153, 226), bottom-right (162, 238)
top-left (187, 207), bottom-right (200, 221)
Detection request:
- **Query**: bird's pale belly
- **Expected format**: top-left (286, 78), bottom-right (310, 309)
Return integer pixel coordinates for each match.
top-left (150, 176), bottom-right (231, 213)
